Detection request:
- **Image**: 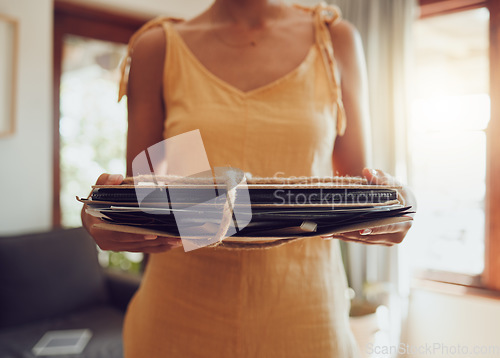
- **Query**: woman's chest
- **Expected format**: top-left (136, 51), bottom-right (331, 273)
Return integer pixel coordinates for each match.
top-left (172, 21), bottom-right (316, 93)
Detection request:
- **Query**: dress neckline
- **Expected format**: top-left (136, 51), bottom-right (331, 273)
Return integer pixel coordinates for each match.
top-left (167, 19), bottom-right (318, 98)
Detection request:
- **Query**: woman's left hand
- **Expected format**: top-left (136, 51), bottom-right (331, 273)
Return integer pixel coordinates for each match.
top-left (322, 168), bottom-right (416, 246)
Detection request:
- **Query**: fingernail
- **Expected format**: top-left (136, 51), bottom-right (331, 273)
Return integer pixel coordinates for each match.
top-left (144, 234), bottom-right (157, 240)
top-left (369, 169), bottom-right (378, 177)
top-left (321, 235), bottom-right (333, 240)
top-left (360, 228), bottom-right (372, 235)
top-left (108, 174), bottom-right (123, 183)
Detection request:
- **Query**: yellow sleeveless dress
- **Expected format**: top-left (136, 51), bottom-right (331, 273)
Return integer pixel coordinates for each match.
top-left (119, 4), bottom-right (360, 357)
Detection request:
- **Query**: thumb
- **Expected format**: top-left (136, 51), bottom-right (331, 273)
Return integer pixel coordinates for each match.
top-left (362, 168), bottom-right (379, 184)
top-left (95, 173), bottom-right (124, 185)
top-left (362, 168), bottom-right (399, 186)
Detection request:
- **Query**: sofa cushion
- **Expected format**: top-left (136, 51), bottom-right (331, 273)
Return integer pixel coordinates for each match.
top-left (0, 305), bottom-right (124, 358)
top-left (0, 228), bottom-right (108, 329)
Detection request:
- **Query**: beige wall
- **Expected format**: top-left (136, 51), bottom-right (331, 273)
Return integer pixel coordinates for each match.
top-left (0, 0), bottom-right (53, 235)
top-left (58, 0), bottom-right (212, 18)
top-left (58, 0), bottom-right (320, 18)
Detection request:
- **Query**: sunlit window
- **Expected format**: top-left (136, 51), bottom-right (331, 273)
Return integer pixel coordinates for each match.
top-left (60, 35), bottom-right (142, 273)
top-left (60, 35), bottom-right (127, 226)
top-left (408, 8), bottom-right (489, 275)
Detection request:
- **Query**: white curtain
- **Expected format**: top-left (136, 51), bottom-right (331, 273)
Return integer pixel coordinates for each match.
top-left (329, 0), bottom-right (417, 354)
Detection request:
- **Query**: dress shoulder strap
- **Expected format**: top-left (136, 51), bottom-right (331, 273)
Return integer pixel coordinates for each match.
top-left (118, 16), bottom-right (184, 102)
top-left (294, 2), bottom-right (347, 136)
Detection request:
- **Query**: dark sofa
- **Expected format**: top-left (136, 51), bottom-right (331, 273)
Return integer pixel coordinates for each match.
top-left (0, 227), bottom-right (141, 358)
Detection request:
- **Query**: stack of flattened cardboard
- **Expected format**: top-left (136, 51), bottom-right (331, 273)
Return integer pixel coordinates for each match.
top-left (78, 175), bottom-right (413, 248)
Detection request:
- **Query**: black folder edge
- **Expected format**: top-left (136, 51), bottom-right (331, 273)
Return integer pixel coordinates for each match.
top-left (92, 215), bottom-right (413, 244)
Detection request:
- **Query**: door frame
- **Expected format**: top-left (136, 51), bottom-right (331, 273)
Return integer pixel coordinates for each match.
top-left (53, 1), bottom-right (148, 227)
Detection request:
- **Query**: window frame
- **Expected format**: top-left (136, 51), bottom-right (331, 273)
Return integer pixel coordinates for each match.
top-left (416, 0), bottom-right (500, 292)
top-left (52, 1), bottom-right (149, 227)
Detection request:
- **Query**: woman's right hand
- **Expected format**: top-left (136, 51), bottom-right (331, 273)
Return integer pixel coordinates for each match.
top-left (81, 173), bottom-right (183, 253)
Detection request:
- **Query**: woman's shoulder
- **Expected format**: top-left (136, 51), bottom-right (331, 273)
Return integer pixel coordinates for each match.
top-left (128, 17), bottom-right (179, 69)
top-left (127, 26), bottom-right (166, 91)
top-left (129, 16), bottom-right (184, 56)
top-left (132, 26), bottom-right (165, 53)
top-left (328, 18), bottom-right (359, 43)
top-left (119, 19), bottom-right (172, 101)
top-left (132, 17), bottom-right (181, 54)
top-left (327, 18), bottom-right (363, 71)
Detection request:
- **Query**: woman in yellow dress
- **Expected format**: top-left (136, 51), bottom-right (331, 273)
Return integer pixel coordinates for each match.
top-left (82, 0), bottom-right (414, 356)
